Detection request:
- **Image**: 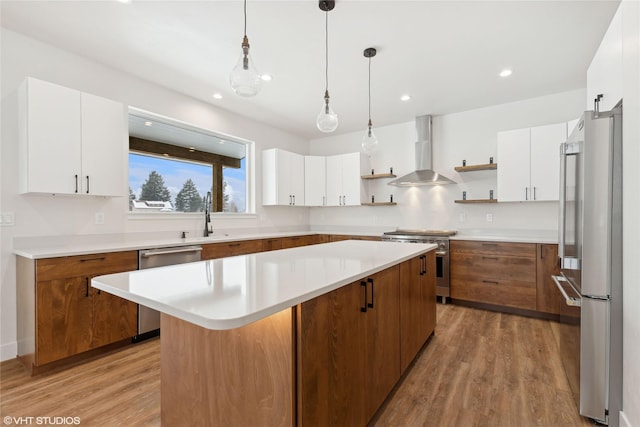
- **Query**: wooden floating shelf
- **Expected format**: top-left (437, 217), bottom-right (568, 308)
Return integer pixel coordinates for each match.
top-left (454, 199), bottom-right (498, 204)
top-left (454, 163), bottom-right (497, 172)
top-left (361, 173), bottom-right (397, 179)
top-left (361, 202), bottom-right (397, 206)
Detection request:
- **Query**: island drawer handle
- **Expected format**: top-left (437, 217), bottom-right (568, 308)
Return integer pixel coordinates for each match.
top-left (482, 280), bottom-right (499, 285)
top-left (367, 278), bottom-right (374, 309)
top-left (360, 281), bottom-right (367, 313)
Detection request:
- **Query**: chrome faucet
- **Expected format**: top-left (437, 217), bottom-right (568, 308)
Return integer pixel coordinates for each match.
top-left (204, 191), bottom-right (212, 237)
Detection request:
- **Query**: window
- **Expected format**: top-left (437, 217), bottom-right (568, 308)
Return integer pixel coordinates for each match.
top-left (128, 108), bottom-right (251, 214)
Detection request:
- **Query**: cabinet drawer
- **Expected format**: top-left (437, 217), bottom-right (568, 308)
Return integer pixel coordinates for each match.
top-left (262, 238), bottom-right (282, 252)
top-left (451, 279), bottom-right (537, 310)
top-left (450, 240), bottom-right (536, 258)
top-left (36, 251), bottom-right (138, 281)
top-left (450, 253), bottom-right (536, 283)
top-left (202, 240), bottom-right (263, 259)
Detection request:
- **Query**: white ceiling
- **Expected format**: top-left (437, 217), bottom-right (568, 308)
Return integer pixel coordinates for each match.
top-left (1, 0), bottom-right (619, 140)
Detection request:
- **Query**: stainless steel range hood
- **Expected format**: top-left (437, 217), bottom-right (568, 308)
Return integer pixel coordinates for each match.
top-left (388, 115), bottom-right (456, 186)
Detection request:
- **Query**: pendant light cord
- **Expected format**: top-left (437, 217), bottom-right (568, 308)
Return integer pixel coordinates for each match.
top-left (324, 10), bottom-right (329, 93)
top-left (243, 0), bottom-right (247, 37)
top-left (368, 56), bottom-right (372, 124)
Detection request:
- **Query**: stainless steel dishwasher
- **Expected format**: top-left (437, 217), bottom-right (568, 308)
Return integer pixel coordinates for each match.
top-left (135, 245), bottom-right (202, 342)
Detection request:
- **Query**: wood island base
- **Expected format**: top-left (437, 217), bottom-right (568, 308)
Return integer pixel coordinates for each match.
top-left (160, 310), bottom-right (294, 426)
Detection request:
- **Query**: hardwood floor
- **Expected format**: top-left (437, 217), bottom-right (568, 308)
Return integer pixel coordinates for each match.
top-left (1, 305), bottom-right (592, 426)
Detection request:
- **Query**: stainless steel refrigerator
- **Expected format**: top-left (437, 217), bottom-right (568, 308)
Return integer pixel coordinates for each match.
top-left (553, 104), bottom-right (622, 426)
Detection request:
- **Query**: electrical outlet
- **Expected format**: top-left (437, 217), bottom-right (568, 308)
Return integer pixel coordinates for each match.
top-left (486, 213), bottom-right (493, 223)
top-left (1, 212), bottom-right (15, 226)
top-left (95, 212), bottom-right (105, 225)
top-left (459, 213), bottom-right (466, 223)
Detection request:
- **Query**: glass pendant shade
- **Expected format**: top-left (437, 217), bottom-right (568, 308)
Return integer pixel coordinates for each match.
top-left (230, 34), bottom-right (261, 97)
top-left (362, 123), bottom-right (379, 154)
top-left (317, 91), bottom-right (338, 132)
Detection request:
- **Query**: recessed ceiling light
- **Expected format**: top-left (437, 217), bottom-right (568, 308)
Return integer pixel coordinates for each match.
top-left (261, 74), bottom-right (273, 82)
top-left (400, 94), bottom-right (411, 101)
top-left (117, 0), bottom-right (131, 3)
top-left (144, 121), bottom-right (153, 126)
top-left (499, 69), bottom-right (513, 77)
top-left (212, 93), bottom-right (223, 99)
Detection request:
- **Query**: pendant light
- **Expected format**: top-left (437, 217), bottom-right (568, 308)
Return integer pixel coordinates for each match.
top-left (316, 1), bottom-right (338, 132)
top-left (229, 0), bottom-right (262, 97)
top-left (362, 47), bottom-right (379, 154)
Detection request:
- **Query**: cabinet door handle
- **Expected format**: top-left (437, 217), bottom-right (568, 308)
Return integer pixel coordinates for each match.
top-left (86, 176), bottom-right (90, 194)
top-left (85, 277), bottom-right (90, 297)
top-left (343, 195), bottom-right (346, 205)
top-left (423, 255), bottom-right (427, 275)
top-left (360, 281), bottom-right (367, 313)
top-left (75, 174), bottom-right (79, 193)
top-left (323, 195), bottom-right (326, 206)
top-left (293, 195), bottom-right (296, 205)
top-left (367, 277), bottom-right (374, 309)
top-left (419, 255), bottom-right (425, 276)
top-left (482, 256), bottom-right (498, 260)
top-left (482, 280), bottom-right (499, 285)
top-left (533, 186), bottom-right (537, 200)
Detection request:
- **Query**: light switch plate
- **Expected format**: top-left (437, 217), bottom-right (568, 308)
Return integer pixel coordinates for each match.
top-left (486, 213), bottom-right (493, 223)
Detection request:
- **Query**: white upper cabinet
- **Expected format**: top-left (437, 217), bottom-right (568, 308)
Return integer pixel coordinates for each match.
top-left (262, 148), bottom-right (305, 206)
top-left (304, 156), bottom-right (326, 206)
top-left (587, 5), bottom-right (623, 112)
top-left (497, 122), bottom-right (567, 202)
top-left (325, 152), bottom-right (365, 206)
top-left (497, 128), bottom-right (530, 202)
top-left (18, 77), bottom-right (126, 196)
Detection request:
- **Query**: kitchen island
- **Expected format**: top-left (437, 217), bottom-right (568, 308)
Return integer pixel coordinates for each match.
top-left (92, 240), bottom-right (437, 426)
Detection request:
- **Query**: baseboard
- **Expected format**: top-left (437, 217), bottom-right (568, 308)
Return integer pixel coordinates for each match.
top-left (1, 341), bottom-right (17, 362)
top-left (620, 411), bottom-right (633, 427)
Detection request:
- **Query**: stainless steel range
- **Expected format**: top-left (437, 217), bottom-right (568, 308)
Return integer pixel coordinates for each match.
top-left (381, 229), bottom-right (457, 302)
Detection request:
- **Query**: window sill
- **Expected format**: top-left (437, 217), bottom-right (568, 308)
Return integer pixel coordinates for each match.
top-left (128, 212), bottom-right (257, 221)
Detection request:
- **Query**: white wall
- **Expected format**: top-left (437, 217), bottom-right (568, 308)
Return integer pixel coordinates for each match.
top-left (0, 29), bottom-right (311, 360)
top-left (309, 89), bottom-right (585, 233)
top-left (620, 1), bottom-right (640, 426)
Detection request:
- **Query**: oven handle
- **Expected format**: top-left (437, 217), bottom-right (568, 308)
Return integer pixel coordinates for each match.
top-left (551, 275), bottom-right (581, 307)
top-left (435, 250), bottom-right (446, 256)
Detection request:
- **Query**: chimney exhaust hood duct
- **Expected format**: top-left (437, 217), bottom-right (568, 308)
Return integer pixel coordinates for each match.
top-left (388, 115), bottom-right (456, 186)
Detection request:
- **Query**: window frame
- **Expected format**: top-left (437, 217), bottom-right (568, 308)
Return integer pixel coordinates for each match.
top-left (126, 108), bottom-right (255, 218)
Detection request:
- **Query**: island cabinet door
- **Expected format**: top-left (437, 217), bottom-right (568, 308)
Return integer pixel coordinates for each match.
top-left (297, 265), bottom-right (401, 426)
top-left (363, 265), bottom-right (401, 422)
top-left (297, 280), bottom-right (367, 426)
top-left (399, 252), bottom-right (436, 373)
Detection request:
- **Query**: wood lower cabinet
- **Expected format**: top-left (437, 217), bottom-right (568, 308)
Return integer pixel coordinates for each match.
top-left (328, 234), bottom-right (381, 242)
top-left (298, 263), bottom-right (414, 426)
top-left (450, 241), bottom-right (537, 310)
top-left (281, 234), bottom-right (326, 249)
top-left (536, 244), bottom-right (563, 315)
top-left (201, 239), bottom-right (263, 259)
top-left (18, 251), bottom-right (138, 369)
top-left (399, 251), bottom-right (436, 372)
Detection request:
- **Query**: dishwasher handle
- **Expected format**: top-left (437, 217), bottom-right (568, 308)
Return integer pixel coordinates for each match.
top-left (140, 246), bottom-right (203, 258)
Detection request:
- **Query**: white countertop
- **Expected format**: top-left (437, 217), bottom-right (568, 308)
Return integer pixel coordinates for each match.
top-left (12, 230), bottom-right (335, 259)
top-left (91, 240), bottom-right (435, 330)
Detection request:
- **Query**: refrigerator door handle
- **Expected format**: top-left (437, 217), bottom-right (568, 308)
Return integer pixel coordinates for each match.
top-left (552, 275), bottom-right (581, 307)
top-left (558, 144), bottom-right (567, 258)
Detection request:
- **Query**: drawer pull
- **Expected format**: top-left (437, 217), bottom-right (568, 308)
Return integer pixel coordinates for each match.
top-left (228, 243), bottom-right (241, 247)
top-left (482, 280), bottom-right (499, 285)
top-left (482, 256), bottom-right (498, 260)
top-left (80, 257), bottom-right (106, 263)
